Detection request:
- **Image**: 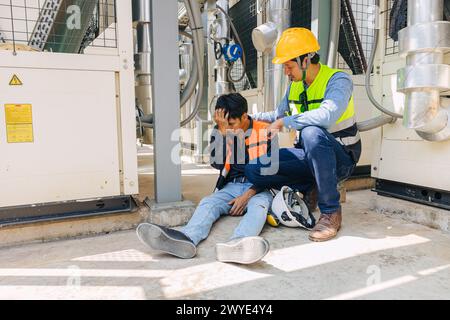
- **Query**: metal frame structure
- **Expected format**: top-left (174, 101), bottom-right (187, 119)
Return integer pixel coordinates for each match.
top-left (311, 0), bottom-right (331, 61)
top-left (150, 0), bottom-right (183, 203)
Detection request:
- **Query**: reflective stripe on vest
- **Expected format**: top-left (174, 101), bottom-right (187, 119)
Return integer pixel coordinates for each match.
top-left (288, 63), bottom-right (360, 146)
top-left (328, 116), bottom-right (356, 134)
top-left (336, 132), bottom-right (361, 146)
top-left (246, 121), bottom-right (270, 161)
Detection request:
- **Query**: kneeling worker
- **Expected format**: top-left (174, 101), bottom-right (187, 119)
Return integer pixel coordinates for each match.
top-left (246, 28), bottom-right (361, 242)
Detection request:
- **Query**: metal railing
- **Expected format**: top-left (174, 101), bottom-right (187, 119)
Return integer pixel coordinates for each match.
top-left (385, 0), bottom-right (400, 56)
top-left (338, 0), bottom-right (376, 72)
top-left (0, 0), bottom-right (117, 54)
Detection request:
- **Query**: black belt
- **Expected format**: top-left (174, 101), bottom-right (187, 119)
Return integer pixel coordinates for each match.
top-left (230, 176), bottom-right (248, 184)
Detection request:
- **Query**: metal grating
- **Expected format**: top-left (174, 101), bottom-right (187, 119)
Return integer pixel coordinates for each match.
top-left (229, 0), bottom-right (258, 91)
top-left (291, 0), bottom-right (311, 28)
top-left (0, 0), bottom-right (117, 53)
top-left (446, 0), bottom-right (450, 20)
top-left (385, 0), bottom-right (400, 56)
top-left (385, 0), bottom-right (449, 56)
top-left (29, 0), bottom-right (63, 51)
top-left (338, 0), bottom-right (368, 74)
top-left (338, 0), bottom-right (375, 72)
top-left (79, 3), bottom-right (99, 51)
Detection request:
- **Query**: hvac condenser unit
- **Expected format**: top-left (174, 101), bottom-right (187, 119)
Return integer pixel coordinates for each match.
top-left (372, 0), bottom-right (450, 209)
top-left (0, 0), bottom-right (138, 224)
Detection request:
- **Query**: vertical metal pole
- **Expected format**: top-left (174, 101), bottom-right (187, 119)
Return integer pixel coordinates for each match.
top-left (150, 0), bottom-right (182, 203)
top-left (311, 0), bottom-right (331, 64)
top-left (327, 0), bottom-right (341, 68)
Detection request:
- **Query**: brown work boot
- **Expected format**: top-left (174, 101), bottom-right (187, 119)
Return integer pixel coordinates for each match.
top-left (304, 186), bottom-right (318, 212)
top-left (308, 207), bottom-right (342, 242)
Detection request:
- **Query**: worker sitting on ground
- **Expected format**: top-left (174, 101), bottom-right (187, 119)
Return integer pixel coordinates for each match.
top-left (136, 93), bottom-right (273, 264)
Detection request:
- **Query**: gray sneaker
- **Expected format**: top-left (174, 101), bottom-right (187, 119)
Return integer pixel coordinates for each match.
top-left (136, 223), bottom-right (197, 259)
top-left (216, 236), bottom-right (270, 264)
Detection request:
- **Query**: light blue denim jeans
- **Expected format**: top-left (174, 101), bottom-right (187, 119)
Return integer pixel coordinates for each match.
top-left (180, 182), bottom-right (273, 246)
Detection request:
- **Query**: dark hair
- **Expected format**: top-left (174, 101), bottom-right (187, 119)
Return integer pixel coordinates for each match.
top-left (291, 53), bottom-right (321, 65)
top-left (215, 93), bottom-right (248, 119)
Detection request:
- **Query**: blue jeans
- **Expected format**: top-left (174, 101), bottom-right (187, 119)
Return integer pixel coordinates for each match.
top-left (180, 182), bottom-right (273, 246)
top-left (245, 126), bottom-right (356, 214)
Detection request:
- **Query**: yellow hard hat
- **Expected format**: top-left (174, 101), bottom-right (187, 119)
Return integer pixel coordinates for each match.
top-left (272, 28), bottom-right (321, 64)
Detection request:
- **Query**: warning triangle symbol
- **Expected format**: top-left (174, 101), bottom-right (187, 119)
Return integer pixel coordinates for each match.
top-left (9, 74), bottom-right (23, 86)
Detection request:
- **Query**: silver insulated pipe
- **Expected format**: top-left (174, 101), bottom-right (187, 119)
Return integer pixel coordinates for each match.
top-left (397, 0), bottom-right (450, 141)
top-left (264, 0), bottom-right (291, 112)
top-left (133, 0), bottom-right (153, 142)
top-left (133, 0), bottom-right (152, 88)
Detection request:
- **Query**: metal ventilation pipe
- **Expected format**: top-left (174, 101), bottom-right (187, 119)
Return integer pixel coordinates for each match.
top-left (397, 0), bottom-right (450, 141)
top-left (133, 0), bottom-right (153, 143)
top-left (264, 0), bottom-right (291, 112)
top-left (133, 0), bottom-right (203, 130)
top-left (133, 0), bottom-right (151, 77)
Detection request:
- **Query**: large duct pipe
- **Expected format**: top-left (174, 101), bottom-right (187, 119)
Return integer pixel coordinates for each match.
top-left (397, 0), bottom-right (450, 141)
top-left (264, 0), bottom-right (291, 112)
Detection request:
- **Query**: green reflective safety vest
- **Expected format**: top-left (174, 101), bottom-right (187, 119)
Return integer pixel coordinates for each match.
top-left (287, 63), bottom-right (361, 150)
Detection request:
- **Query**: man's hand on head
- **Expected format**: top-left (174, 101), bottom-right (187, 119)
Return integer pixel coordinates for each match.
top-left (214, 109), bottom-right (230, 136)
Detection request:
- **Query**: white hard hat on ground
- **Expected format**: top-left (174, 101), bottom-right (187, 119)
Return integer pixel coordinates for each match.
top-left (271, 186), bottom-right (316, 229)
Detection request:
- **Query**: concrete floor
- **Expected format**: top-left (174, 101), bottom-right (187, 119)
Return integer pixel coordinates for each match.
top-left (1, 188), bottom-right (450, 300)
top-left (0, 145), bottom-right (219, 248)
top-left (1, 144), bottom-right (449, 300)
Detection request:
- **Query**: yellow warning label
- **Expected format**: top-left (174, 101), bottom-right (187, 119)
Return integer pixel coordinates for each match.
top-left (9, 74), bottom-right (23, 86)
top-left (5, 104), bottom-right (34, 143)
top-left (6, 124), bottom-right (34, 143)
top-left (5, 104), bottom-right (32, 124)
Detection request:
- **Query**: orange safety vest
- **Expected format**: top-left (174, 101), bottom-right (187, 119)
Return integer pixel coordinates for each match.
top-left (215, 120), bottom-right (270, 191)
